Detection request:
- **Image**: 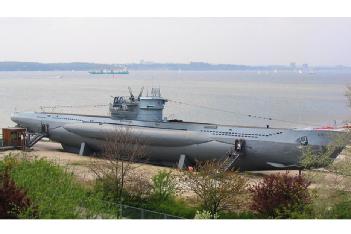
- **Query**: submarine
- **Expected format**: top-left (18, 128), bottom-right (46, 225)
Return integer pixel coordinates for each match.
top-left (10, 87), bottom-right (344, 170)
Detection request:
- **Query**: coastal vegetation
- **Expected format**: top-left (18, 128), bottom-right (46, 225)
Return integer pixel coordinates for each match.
top-left (0, 165), bottom-right (33, 218)
top-left (0, 155), bottom-right (95, 218)
top-left (1, 151), bottom-right (351, 219)
top-left (299, 146), bottom-right (334, 169)
top-left (182, 160), bottom-right (248, 218)
top-left (89, 127), bottom-right (147, 206)
top-left (249, 172), bottom-right (311, 218)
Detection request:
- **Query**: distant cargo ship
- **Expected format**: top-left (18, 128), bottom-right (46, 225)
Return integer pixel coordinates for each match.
top-left (89, 66), bottom-right (129, 75)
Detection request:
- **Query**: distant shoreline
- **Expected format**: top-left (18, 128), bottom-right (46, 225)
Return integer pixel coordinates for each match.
top-left (0, 61), bottom-right (350, 72)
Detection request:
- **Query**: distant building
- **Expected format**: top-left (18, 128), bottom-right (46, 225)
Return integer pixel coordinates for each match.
top-left (289, 62), bottom-right (296, 70)
top-left (140, 60), bottom-right (155, 65)
top-left (302, 64), bottom-right (309, 70)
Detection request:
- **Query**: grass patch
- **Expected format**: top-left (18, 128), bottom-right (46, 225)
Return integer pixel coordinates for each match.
top-left (0, 154), bottom-right (196, 219)
top-left (295, 189), bottom-right (351, 219)
top-left (1, 156), bottom-right (86, 218)
top-left (0, 155), bottom-right (118, 219)
top-left (140, 198), bottom-right (197, 219)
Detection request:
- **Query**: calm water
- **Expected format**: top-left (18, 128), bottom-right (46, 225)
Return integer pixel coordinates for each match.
top-left (0, 70), bottom-right (350, 129)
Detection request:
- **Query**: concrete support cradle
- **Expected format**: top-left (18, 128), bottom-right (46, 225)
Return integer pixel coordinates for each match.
top-left (178, 154), bottom-right (188, 169)
top-left (79, 142), bottom-right (87, 156)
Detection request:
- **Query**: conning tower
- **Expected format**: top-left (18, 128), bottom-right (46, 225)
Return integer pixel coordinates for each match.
top-left (109, 96), bottom-right (139, 119)
top-left (137, 88), bottom-right (167, 122)
top-left (109, 87), bottom-right (167, 122)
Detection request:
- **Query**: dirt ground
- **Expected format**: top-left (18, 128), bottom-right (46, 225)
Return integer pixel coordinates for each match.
top-left (0, 141), bottom-right (174, 182)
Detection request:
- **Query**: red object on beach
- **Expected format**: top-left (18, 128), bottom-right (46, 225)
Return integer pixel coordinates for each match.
top-left (314, 125), bottom-right (335, 130)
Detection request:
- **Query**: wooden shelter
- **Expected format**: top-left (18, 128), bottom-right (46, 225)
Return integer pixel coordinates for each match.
top-left (1, 127), bottom-right (27, 150)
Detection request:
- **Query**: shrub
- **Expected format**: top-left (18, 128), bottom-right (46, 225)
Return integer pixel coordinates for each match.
top-left (89, 126), bottom-right (147, 205)
top-left (94, 172), bottom-right (153, 205)
top-left (249, 172), bottom-right (311, 218)
top-left (0, 168), bottom-right (33, 218)
top-left (300, 131), bottom-right (350, 170)
top-left (329, 200), bottom-right (351, 219)
top-left (92, 170), bottom-right (195, 218)
top-left (194, 210), bottom-right (216, 219)
top-left (138, 197), bottom-right (197, 219)
top-left (4, 157), bottom-right (87, 218)
top-left (0, 154), bottom-right (20, 171)
top-left (94, 175), bottom-right (124, 202)
top-left (182, 160), bottom-right (247, 218)
top-left (125, 173), bottom-right (152, 203)
top-left (150, 170), bottom-right (178, 201)
top-left (300, 146), bottom-right (333, 169)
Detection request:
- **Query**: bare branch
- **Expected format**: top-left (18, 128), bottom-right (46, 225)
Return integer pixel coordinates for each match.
top-left (182, 160), bottom-right (247, 218)
top-left (88, 126), bottom-right (147, 203)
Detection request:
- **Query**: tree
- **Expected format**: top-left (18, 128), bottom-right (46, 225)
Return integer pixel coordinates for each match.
top-left (299, 131), bottom-right (351, 169)
top-left (295, 86), bottom-right (351, 219)
top-left (182, 160), bottom-right (247, 218)
top-left (298, 86), bottom-right (351, 170)
top-left (89, 126), bottom-right (147, 205)
top-left (249, 172), bottom-right (311, 218)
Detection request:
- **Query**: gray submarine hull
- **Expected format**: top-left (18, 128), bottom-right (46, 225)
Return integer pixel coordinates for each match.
top-left (32, 119), bottom-right (341, 171)
top-left (10, 85), bottom-right (344, 171)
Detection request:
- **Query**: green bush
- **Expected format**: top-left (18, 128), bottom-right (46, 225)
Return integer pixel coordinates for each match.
top-left (150, 170), bottom-right (177, 201)
top-left (94, 176), bottom-right (125, 203)
top-left (135, 198), bottom-right (197, 219)
top-left (300, 146), bottom-right (333, 169)
top-left (329, 200), bottom-right (351, 218)
top-left (0, 156), bottom-right (89, 218)
top-left (194, 210), bottom-right (215, 219)
top-left (92, 170), bottom-right (195, 218)
top-left (82, 191), bottom-right (120, 219)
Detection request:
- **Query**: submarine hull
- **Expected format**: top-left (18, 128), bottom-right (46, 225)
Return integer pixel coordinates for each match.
top-left (11, 111), bottom-right (344, 171)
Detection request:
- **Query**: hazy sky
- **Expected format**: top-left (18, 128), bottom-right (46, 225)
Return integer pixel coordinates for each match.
top-left (0, 18), bottom-right (351, 66)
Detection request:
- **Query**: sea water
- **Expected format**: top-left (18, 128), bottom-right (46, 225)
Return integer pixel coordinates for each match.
top-left (0, 70), bottom-right (350, 129)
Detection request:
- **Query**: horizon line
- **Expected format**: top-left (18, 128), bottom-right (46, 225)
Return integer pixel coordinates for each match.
top-left (0, 61), bottom-right (350, 68)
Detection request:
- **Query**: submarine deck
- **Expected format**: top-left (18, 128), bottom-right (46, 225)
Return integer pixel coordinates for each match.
top-left (38, 111), bottom-right (292, 130)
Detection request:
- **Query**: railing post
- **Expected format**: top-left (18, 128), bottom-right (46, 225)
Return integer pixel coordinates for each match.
top-left (119, 203), bottom-right (122, 218)
top-left (141, 208), bottom-right (144, 219)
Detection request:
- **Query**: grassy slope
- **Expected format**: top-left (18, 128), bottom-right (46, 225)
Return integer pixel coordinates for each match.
top-left (0, 156), bottom-right (119, 218)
